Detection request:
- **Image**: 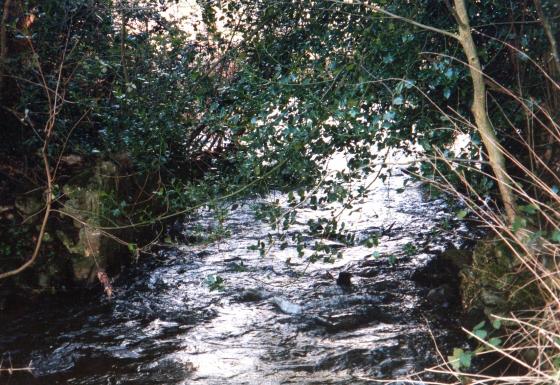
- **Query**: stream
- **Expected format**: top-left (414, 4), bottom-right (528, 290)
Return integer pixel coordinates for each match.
top-left (0, 170), bottom-right (471, 384)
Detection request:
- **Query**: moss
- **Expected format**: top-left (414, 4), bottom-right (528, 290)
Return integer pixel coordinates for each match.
top-left (14, 194), bottom-right (43, 216)
top-left (1, 157), bottom-right (162, 299)
top-left (56, 229), bottom-right (83, 255)
top-left (461, 238), bottom-right (541, 317)
top-left (71, 254), bottom-right (97, 282)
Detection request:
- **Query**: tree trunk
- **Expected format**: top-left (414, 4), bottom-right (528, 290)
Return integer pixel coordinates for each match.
top-left (534, 0), bottom-right (560, 75)
top-left (120, 4), bottom-right (129, 84)
top-left (453, 0), bottom-right (517, 223)
top-left (0, 0), bottom-right (13, 99)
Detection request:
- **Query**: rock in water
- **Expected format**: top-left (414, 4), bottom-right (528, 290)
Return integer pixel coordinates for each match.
top-left (337, 272), bottom-right (352, 287)
top-left (237, 287), bottom-right (272, 302)
top-left (270, 297), bottom-right (302, 315)
top-left (426, 284), bottom-right (453, 307)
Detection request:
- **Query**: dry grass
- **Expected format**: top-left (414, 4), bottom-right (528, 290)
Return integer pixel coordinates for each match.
top-left (397, 43), bottom-right (560, 384)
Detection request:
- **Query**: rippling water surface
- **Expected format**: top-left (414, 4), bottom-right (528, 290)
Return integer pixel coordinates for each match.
top-left (0, 170), bottom-right (470, 384)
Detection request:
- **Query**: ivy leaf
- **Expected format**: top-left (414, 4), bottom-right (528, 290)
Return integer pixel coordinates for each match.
top-left (519, 204), bottom-right (537, 215)
top-left (474, 329), bottom-right (488, 340)
top-left (206, 274), bottom-right (225, 291)
top-left (553, 356), bottom-right (560, 369)
top-left (456, 209), bottom-right (468, 219)
top-left (383, 54), bottom-right (394, 64)
top-left (383, 111), bottom-right (396, 121)
top-left (473, 321), bottom-right (486, 330)
top-left (127, 243), bottom-right (138, 253)
top-left (402, 34), bottom-right (414, 43)
top-left (492, 319), bottom-right (501, 329)
top-left (448, 348), bottom-right (473, 371)
top-left (511, 217), bottom-right (527, 232)
top-left (445, 68), bottom-right (454, 79)
top-left (404, 79), bottom-right (415, 89)
top-left (460, 351), bottom-right (472, 368)
top-left (489, 337), bottom-right (502, 347)
top-left (448, 349), bottom-right (462, 371)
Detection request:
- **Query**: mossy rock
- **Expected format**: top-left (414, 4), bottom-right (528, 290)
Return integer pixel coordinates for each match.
top-left (461, 238), bottom-right (540, 317)
top-left (440, 249), bottom-right (472, 270)
top-left (72, 253), bottom-right (100, 282)
top-left (15, 194), bottom-right (43, 217)
top-left (1, 158), bottom-right (142, 299)
top-left (61, 186), bottom-right (104, 226)
top-left (56, 159), bottom-right (127, 283)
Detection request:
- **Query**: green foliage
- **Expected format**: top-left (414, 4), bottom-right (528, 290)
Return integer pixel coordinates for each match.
top-left (0, 226), bottom-right (34, 260)
top-left (1, 0), bottom-right (559, 314)
top-left (449, 348), bottom-right (473, 371)
top-left (461, 239), bottom-right (542, 317)
top-left (449, 318), bottom-right (505, 372)
top-left (456, 210), bottom-right (469, 220)
top-left (3, 0), bottom-right (557, 215)
top-left (403, 242), bottom-right (417, 256)
top-left (230, 261), bottom-right (247, 272)
top-left (205, 274), bottom-right (225, 291)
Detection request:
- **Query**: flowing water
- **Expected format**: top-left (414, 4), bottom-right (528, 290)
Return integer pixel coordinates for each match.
top-left (0, 171), bottom-right (471, 385)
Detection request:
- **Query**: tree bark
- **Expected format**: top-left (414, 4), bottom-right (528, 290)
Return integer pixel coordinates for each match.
top-left (0, 0), bottom-right (13, 98)
top-left (120, 4), bottom-right (129, 84)
top-left (453, 0), bottom-right (517, 223)
top-left (534, 0), bottom-right (560, 75)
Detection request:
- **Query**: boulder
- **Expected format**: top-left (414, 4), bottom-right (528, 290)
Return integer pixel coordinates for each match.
top-left (56, 159), bottom-right (126, 283)
top-left (460, 238), bottom-right (538, 316)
